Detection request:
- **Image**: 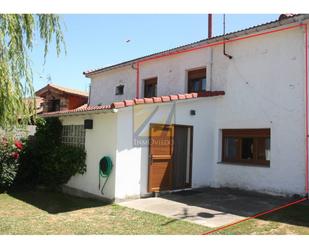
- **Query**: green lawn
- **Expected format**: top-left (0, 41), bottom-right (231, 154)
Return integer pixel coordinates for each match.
top-left (0, 190), bottom-right (308, 235)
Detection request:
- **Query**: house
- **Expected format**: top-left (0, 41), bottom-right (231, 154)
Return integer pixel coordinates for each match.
top-left (35, 83), bottom-right (88, 113)
top-left (43, 14), bottom-right (309, 201)
top-left (24, 96), bottom-right (44, 115)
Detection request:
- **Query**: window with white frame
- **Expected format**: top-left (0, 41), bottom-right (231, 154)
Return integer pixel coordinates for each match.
top-left (62, 125), bottom-right (85, 148)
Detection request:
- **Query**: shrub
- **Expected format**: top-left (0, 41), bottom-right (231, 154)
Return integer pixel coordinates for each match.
top-left (16, 117), bottom-right (63, 186)
top-left (38, 145), bottom-right (86, 187)
top-left (0, 138), bottom-right (23, 191)
top-left (16, 117), bottom-right (87, 188)
top-left (15, 138), bottom-right (40, 187)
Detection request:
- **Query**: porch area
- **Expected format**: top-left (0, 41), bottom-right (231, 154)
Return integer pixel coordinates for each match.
top-left (119, 187), bottom-right (294, 228)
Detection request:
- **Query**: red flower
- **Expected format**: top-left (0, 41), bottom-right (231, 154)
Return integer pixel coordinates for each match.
top-left (11, 152), bottom-right (19, 160)
top-left (14, 140), bottom-right (23, 150)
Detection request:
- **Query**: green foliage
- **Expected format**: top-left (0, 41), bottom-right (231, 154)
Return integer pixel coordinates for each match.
top-left (38, 145), bottom-right (86, 187)
top-left (0, 138), bottom-right (23, 191)
top-left (16, 117), bottom-right (62, 186)
top-left (34, 117), bottom-right (63, 148)
top-left (0, 14), bottom-right (65, 129)
top-left (16, 117), bottom-right (86, 188)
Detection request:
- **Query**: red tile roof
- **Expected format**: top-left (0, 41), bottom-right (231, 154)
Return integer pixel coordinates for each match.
top-left (36, 83), bottom-right (89, 98)
top-left (41, 91), bottom-right (225, 117)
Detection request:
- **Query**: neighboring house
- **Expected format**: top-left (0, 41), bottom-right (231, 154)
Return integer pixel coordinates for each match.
top-left (24, 96), bottom-right (44, 115)
top-left (43, 14), bottom-right (309, 201)
top-left (35, 84), bottom-right (88, 113)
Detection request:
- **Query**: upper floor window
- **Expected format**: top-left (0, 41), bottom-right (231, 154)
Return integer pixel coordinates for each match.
top-left (47, 99), bottom-right (60, 112)
top-left (144, 77), bottom-right (157, 98)
top-left (115, 85), bottom-right (124, 95)
top-left (222, 129), bottom-right (271, 166)
top-left (187, 68), bottom-right (206, 93)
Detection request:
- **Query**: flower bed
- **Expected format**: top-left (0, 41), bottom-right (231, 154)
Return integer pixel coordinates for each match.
top-left (0, 137), bottom-right (23, 191)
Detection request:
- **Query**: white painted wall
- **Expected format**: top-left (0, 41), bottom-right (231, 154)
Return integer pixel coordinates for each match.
top-left (114, 108), bottom-right (143, 200)
top-left (113, 25), bottom-right (308, 197)
top-left (67, 23), bottom-right (309, 198)
top-left (88, 40), bottom-right (212, 105)
top-left (61, 113), bottom-right (118, 200)
top-left (114, 98), bottom-right (220, 199)
top-left (213, 26), bottom-right (307, 195)
top-left (138, 49), bottom-right (211, 96)
top-left (89, 65), bottom-right (136, 106)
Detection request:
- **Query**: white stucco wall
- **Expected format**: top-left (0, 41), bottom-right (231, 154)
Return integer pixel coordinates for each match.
top-left (111, 24), bottom-right (308, 197)
top-left (114, 97), bottom-right (221, 199)
top-left (213, 25), bottom-right (307, 195)
top-left (61, 113), bottom-right (118, 200)
top-left (114, 108), bottom-right (143, 199)
top-left (64, 22), bottom-right (309, 199)
top-left (89, 65), bottom-right (136, 106)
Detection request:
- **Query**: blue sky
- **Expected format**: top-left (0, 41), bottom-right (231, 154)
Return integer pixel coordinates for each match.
top-left (31, 14), bottom-right (279, 92)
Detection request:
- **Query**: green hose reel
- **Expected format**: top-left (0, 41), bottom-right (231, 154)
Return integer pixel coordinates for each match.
top-left (98, 156), bottom-right (113, 195)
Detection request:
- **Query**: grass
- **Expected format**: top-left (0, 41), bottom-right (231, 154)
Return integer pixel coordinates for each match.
top-left (0, 190), bottom-right (207, 235)
top-left (0, 190), bottom-right (308, 235)
top-left (214, 204), bottom-right (309, 235)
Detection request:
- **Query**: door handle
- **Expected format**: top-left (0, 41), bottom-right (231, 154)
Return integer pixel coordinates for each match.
top-left (151, 155), bottom-right (172, 160)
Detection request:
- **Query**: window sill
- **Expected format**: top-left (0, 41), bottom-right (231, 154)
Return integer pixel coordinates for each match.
top-left (217, 161), bottom-right (270, 168)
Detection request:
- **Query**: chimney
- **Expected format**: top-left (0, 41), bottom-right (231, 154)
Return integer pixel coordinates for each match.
top-left (208, 14), bottom-right (213, 39)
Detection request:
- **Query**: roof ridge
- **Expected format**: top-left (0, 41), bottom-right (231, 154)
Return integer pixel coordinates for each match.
top-left (84, 14), bottom-right (307, 76)
top-left (36, 83), bottom-right (89, 97)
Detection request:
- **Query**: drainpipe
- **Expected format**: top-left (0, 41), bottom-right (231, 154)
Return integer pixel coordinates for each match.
top-left (305, 23), bottom-right (309, 197)
top-left (136, 62), bottom-right (140, 98)
top-left (209, 47), bottom-right (214, 91)
top-left (87, 83), bottom-right (91, 106)
top-left (208, 14), bottom-right (212, 39)
top-left (208, 13), bottom-right (214, 91)
top-left (132, 62), bottom-right (140, 98)
top-left (223, 14), bottom-right (233, 59)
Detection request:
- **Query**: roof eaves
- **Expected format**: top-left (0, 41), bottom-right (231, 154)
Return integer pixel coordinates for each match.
top-left (41, 105), bottom-right (115, 118)
top-left (41, 91), bottom-right (225, 118)
top-left (83, 14), bottom-right (308, 77)
top-left (35, 84), bottom-right (89, 98)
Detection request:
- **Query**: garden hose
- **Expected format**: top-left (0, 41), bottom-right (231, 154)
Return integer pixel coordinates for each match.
top-left (98, 156), bottom-right (113, 195)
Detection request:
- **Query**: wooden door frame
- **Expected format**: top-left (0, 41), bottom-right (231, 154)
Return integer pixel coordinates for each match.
top-left (148, 123), bottom-right (193, 192)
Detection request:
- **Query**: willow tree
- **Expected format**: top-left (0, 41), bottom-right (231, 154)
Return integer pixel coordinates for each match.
top-left (0, 14), bottom-right (65, 130)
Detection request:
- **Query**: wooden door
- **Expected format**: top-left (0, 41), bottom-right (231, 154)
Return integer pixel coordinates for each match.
top-left (148, 124), bottom-right (174, 192)
top-left (173, 125), bottom-right (191, 190)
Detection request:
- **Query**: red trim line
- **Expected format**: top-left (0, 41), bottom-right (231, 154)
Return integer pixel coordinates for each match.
top-left (203, 197), bottom-right (308, 235)
top-left (135, 23), bottom-right (305, 103)
top-left (136, 62), bottom-right (140, 98)
top-left (142, 24), bottom-right (305, 64)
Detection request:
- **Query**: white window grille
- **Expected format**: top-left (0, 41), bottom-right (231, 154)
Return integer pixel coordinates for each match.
top-left (62, 125), bottom-right (85, 148)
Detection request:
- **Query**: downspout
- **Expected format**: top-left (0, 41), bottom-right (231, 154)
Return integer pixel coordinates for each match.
top-left (208, 14), bottom-right (214, 90)
top-left (209, 47), bottom-right (214, 91)
top-left (208, 14), bottom-right (212, 39)
top-left (132, 62), bottom-right (140, 98)
top-left (87, 83), bottom-right (91, 106)
top-left (136, 62), bottom-right (140, 98)
top-left (305, 23), bottom-right (309, 197)
top-left (223, 14), bottom-right (233, 59)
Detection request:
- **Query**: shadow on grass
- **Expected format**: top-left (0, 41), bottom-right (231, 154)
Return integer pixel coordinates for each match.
top-left (158, 187), bottom-right (309, 228)
top-left (8, 189), bottom-right (109, 214)
top-left (161, 207), bottom-right (226, 226)
top-left (257, 201), bottom-right (309, 227)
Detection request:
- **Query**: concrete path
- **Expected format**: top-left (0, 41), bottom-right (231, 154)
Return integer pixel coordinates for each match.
top-left (119, 188), bottom-right (291, 228)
